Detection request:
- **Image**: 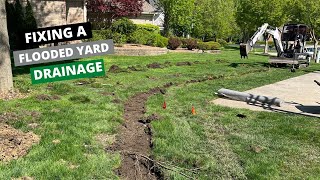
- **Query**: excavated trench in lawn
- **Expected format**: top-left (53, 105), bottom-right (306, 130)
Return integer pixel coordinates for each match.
top-left (112, 67), bottom-right (273, 179)
top-left (114, 83), bottom-right (173, 180)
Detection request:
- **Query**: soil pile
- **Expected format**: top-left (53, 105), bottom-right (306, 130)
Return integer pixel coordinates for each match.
top-left (0, 123), bottom-right (40, 162)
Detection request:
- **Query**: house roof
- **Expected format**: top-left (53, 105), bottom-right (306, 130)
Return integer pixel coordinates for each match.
top-left (143, 0), bottom-right (161, 13)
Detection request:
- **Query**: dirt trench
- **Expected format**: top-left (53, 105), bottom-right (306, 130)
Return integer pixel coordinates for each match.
top-left (112, 68), bottom-right (271, 179)
top-left (114, 83), bottom-right (172, 180)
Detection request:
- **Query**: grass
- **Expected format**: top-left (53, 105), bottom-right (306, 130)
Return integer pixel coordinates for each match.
top-left (1, 49), bottom-right (319, 179)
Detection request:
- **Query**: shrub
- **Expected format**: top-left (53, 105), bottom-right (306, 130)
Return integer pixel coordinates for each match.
top-left (197, 42), bottom-right (210, 50)
top-left (207, 41), bottom-right (221, 50)
top-left (91, 21), bottom-right (110, 30)
top-left (180, 38), bottom-right (187, 48)
top-left (145, 34), bottom-right (169, 48)
top-left (112, 33), bottom-right (127, 44)
top-left (90, 30), bottom-right (113, 41)
top-left (129, 29), bottom-right (151, 44)
top-left (217, 39), bottom-right (228, 47)
top-left (111, 18), bottom-right (137, 34)
top-left (197, 41), bottom-right (221, 50)
top-left (128, 29), bottom-right (168, 48)
top-left (145, 33), bottom-right (157, 46)
top-left (137, 24), bottom-right (160, 33)
top-left (185, 39), bottom-right (198, 50)
top-left (155, 35), bottom-right (168, 48)
top-left (168, 37), bottom-right (181, 50)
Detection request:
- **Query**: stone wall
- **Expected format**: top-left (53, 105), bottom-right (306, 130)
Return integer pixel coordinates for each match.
top-left (114, 47), bottom-right (168, 56)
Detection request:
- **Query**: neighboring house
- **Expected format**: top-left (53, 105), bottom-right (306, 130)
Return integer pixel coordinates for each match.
top-left (128, 0), bottom-right (164, 30)
top-left (11, 0), bottom-right (87, 28)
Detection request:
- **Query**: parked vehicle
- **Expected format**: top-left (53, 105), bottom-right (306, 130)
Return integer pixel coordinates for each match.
top-left (304, 46), bottom-right (320, 57)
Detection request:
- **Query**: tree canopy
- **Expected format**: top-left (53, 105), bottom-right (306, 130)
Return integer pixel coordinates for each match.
top-left (157, 0), bottom-right (320, 43)
top-left (86, 0), bottom-right (143, 19)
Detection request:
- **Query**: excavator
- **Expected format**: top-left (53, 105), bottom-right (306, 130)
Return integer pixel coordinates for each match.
top-left (240, 23), bottom-right (311, 72)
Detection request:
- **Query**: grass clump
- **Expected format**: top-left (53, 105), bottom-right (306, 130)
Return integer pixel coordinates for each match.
top-left (50, 83), bottom-right (74, 95)
top-left (69, 95), bottom-right (91, 103)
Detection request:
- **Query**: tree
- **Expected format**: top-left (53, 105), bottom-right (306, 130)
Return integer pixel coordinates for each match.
top-left (192, 0), bottom-right (237, 40)
top-left (25, 0), bottom-right (38, 49)
top-left (287, 0), bottom-right (320, 59)
top-left (86, 0), bottom-right (143, 28)
top-left (0, 0), bottom-right (14, 94)
top-left (158, 0), bottom-right (195, 37)
top-left (25, 0), bottom-right (37, 31)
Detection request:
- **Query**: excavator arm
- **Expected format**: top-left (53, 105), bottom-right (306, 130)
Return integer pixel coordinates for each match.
top-left (240, 23), bottom-right (284, 57)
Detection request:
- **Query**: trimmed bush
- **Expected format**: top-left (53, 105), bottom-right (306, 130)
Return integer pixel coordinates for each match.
top-left (185, 39), bottom-right (198, 50)
top-left (155, 35), bottom-right (168, 48)
top-left (90, 30), bottom-right (126, 44)
top-left (197, 42), bottom-right (210, 50)
top-left (145, 34), bottom-right (169, 48)
top-left (197, 41), bottom-right (221, 50)
top-left (129, 29), bottom-right (151, 44)
top-left (217, 39), bottom-right (228, 47)
top-left (168, 37), bottom-right (181, 50)
top-left (111, 18), bottom-right (137, 34)
top-left (90, 30), bottom-right (113, 41)
top-left (137, 24), bottom-right (160, 33)
top-left (128, 30), bottom-right (168, 48)
top-left (207, 41), bottom-right (221, 50)
top-left (112, 33), bottom-right (127, 44)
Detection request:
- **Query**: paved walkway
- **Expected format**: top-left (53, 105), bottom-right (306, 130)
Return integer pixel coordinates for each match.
top-left (212, 71), bottom-right (320, 118)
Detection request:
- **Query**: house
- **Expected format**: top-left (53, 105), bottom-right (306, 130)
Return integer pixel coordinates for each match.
top-left (13, 0), bottom-right (164, 30)
top-left (13, 0), bottom-right (87, 28)
top-left (128, 0), bottom-right (164, 30)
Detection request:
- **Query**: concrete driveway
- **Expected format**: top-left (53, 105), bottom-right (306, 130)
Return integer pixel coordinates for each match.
top-left (212, 71), bottom-right (320, 118)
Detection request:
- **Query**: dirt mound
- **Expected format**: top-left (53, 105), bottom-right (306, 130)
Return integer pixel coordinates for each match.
top-left (128, 65), bottom-right (146, 71)
top-left (0, 91), bottom-right (28, 101)
top-left (108, 65), bottom-right (127, 73)
top-left (147, 62), bottom-right (162, 69)
top-left (0, 123), bottom-right (40, 162)
top-left (215, 59), bottom-right (229, 63)
top-left (36, 94), bottom-right (61, 101)
top-left (176, 61), bottom-right (192, 66)
top-left (0, 112), bottom-right (19, 123)
top-left (127, 66), bottom-right (139, 71)
top-left (0, 111), bottom-right (41, 124)
top-left (74, 79), bottom-right (95, 85)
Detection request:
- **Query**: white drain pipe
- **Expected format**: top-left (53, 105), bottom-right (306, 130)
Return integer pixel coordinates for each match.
top-left (217, 88), bottom-right (282, 107)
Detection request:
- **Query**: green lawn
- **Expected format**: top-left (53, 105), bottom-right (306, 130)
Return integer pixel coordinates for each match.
top-left (1, 49), bottom-right (319, 179)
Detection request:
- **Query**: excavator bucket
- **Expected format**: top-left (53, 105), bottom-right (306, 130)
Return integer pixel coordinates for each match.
top-left (240, 43), bottom-right (251, 58)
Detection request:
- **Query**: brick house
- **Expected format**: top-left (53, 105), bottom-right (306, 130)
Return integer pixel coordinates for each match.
top-left (17, 0), bottom-right (164, 29)
top-left (21, 0), bottom-right (87, 28)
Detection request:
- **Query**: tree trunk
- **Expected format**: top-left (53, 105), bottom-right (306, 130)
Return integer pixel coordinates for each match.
top-left (313, 39), bottom-right (318, 60)
top-left (0, 0), bottom-right (14, 94)
top-left (163, 11), bottom-right (170, 37)
top-left (311, 28), bottom-right (318, 60)
top-left (264, 34), bottom-right (270, 54)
